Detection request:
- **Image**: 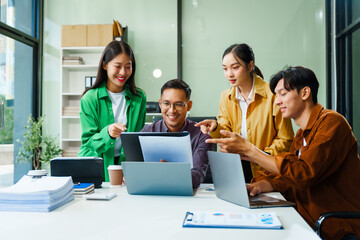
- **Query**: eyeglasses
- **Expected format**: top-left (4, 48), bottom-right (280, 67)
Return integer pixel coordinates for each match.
top-left (159, 101), bottom-right (189, 111)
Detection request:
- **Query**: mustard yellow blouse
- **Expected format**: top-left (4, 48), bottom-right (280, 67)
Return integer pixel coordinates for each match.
top-left (211, 74), bottom-right (294, 177)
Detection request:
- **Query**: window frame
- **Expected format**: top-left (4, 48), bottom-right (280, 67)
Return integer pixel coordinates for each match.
top-left (0, 0), bottom-right (43, 182)
top-left (0, 0), bottom-right (43, 117)
top-left (327, 0), bottom-right (360, 126)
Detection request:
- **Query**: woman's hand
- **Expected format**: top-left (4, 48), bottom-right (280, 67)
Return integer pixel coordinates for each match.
top-left (108, 123), bottom-right (127, 138)
top-left (246, 180), bottom-right (274, 196)
top-left (206, 130), bottom-right (253, 155)
top-left (195, 119), bottom-right (217, 134)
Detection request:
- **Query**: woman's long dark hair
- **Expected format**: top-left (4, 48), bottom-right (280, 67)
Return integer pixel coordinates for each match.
top-left (222, 43), bottom-right (263, 79)
top-left (82, 40), bottom-right (139, 96)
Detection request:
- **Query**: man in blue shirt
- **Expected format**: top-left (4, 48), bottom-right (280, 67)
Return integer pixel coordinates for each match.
top-left (141, 79), bottom-right (212, 188)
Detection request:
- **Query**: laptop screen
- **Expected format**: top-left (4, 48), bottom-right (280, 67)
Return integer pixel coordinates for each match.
top-left (120, 132), bottom-right (189, 162)
top-left (208, 151), bottom-right (295, 208)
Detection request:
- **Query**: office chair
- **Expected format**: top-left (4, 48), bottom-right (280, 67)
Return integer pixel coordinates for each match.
top-left (314, 211), bottom-right (360, 239)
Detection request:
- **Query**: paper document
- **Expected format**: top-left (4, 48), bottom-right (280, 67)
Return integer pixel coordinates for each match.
top-left (183, 211), bottom-right (283, 229)
top-left (0, 176), bottom-right (74, 212)
top-left (139, 134), bottom-right (193, 168)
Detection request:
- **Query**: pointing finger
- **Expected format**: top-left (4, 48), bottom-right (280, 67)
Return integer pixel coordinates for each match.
top-left (205, 138), bottom-right (227, 144)
top-left (194, 122), bottom-right (202, 127)
top-left (219, 130), bottom-right (234, 137)
top-left (113, 123), bottom-right (127, 132)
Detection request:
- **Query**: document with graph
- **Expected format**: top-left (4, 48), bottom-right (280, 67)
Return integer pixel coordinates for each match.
top-left (182, 211), bottom-right (283, 229)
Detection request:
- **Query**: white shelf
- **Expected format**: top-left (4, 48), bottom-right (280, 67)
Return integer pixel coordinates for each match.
top-left (62, 64), bottom-right (98, 69)
top-left (62, 139), bottom-right (81, 142)
top-left (61, 116), bottom-right (80, 119)
top-left (62, 46), bottom-right (105, 52)
top-left (62, 93), bottom-right (82, 96)
top-left (60, 47), bottom-right (103, 157)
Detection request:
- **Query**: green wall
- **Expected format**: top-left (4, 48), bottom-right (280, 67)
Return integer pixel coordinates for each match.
top-left (43, 0), bottom-right (326, 135)
top-left (182, 0), bottom-right (326, 116)
top-left (43, 0), bottom-right (177, 135)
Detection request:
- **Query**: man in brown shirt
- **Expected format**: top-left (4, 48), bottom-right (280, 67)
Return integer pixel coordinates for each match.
top-left (207, 66), bottom-right (360, 239)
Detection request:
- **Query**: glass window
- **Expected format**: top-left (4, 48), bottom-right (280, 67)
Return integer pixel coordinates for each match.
top-left (332, 0), bottom-right (360, 151)
top-left (0, 0), bottom-right (34, 36)
top-left (0, 34), bottom-right (15, 187)
top-left (0, 34), bottom-right (34, 187)
top-left (352, 29), bottom-right (360, 150)
top-left (351, 0), bottom-right (360, 22)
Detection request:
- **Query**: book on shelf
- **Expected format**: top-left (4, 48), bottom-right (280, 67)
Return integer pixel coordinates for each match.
top-left (73, 183), bottom-right (95, 196)
top-left (62, 106), bottom-right (80, 116)
top-left (62, 149), bottom-right (80, 157)
top-left (62, 61), bottom-right (84, 65)
top-left (63, 56), bottom-right (83, 61)
top-left (62, 56), bottom-right (84, 65)
top-left (113, 20), bottom-right (123, 40)
top-left (0, 175), bottom-right (74, 212)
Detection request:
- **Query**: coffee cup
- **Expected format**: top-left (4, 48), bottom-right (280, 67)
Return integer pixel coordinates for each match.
top-left (108, 165), bottom-right (123, 186)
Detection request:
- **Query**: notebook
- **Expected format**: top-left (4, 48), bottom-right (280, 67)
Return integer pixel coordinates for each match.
top-left (120, 132), bottom-right (189, 162)
top-left (208, 151), bottom-right (295, 208)
top-left (122, 162), bottom-right (194, 196)
top-left (50, 157), bottom-right (104, 188)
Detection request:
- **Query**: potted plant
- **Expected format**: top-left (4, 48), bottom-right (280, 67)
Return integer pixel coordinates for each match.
top-left (17, 115), bottom-right (62, 171)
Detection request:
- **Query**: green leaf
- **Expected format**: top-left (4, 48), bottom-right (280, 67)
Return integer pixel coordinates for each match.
top-left (16, 114), bottom-right (62, 170)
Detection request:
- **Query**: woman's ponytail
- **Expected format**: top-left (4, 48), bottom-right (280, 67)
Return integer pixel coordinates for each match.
top-left (254, 65), bottom-right (263, 79)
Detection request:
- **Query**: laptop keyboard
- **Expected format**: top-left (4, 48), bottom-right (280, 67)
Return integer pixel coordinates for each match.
top-left (250, 200), bottom-right (271, 206)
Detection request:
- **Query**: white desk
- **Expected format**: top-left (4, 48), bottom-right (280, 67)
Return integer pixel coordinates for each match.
top-left (0, 184), bottom-right (320, 240)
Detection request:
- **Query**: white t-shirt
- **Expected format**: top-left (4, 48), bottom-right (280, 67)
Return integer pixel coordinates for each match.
top-left (235, 78), bottom-right (255, 140)
top-left (298, 138), bottom-right (307, 157)
top-left (107, 90), bottom-right (127, 157)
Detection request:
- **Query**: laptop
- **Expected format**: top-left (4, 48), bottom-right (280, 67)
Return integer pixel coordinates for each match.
top-left (208, 151), bottom-right (295, 208)
top-left (122, 162), bottom-right (194, 196)
top-left (120, 132), bottom-right (189, 162)
top-left (50, 157), bottom-right (104, 188)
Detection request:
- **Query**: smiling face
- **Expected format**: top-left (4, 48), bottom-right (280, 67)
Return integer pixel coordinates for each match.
top-left (274, 79), bottom-right (306, 120)
top-left (103, 53), bottom-right (132, 92)
top-left (159, 88), bottom-right (192, 132)
top-left (222, 53), bottom-right (253, 87)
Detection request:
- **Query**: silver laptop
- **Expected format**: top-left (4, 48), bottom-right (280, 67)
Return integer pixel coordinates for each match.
top-left (122, 162), bottom-right (195, 196)
top-left (208, 151), bottom-right (295, 208)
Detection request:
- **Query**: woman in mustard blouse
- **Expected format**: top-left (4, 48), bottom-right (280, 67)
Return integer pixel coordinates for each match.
top-left (196, 43), bottom-right (293, 181)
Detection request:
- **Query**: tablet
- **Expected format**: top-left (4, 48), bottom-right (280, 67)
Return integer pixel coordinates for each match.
top-left (120, 132), bottom-right (189, 162)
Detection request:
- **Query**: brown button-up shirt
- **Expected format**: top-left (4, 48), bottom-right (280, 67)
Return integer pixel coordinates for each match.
top-left (255, 104), bottom-right (360, 239)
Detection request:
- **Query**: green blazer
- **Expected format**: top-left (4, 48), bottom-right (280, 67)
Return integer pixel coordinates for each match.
top-left (78, 82), bottom-right (146, 181)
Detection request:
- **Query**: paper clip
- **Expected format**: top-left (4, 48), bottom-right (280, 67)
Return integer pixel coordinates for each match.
top-left (185, 212), bottom-right (194, 221)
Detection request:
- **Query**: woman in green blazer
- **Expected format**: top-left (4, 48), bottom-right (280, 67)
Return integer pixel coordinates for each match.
top-left (78, 40), bottom-right (146, 181)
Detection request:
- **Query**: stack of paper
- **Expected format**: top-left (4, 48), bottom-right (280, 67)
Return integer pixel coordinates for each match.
top-left (183, 211), bottom-right (283, 229)
top-left (0, 176), bottom-right (74, 212)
